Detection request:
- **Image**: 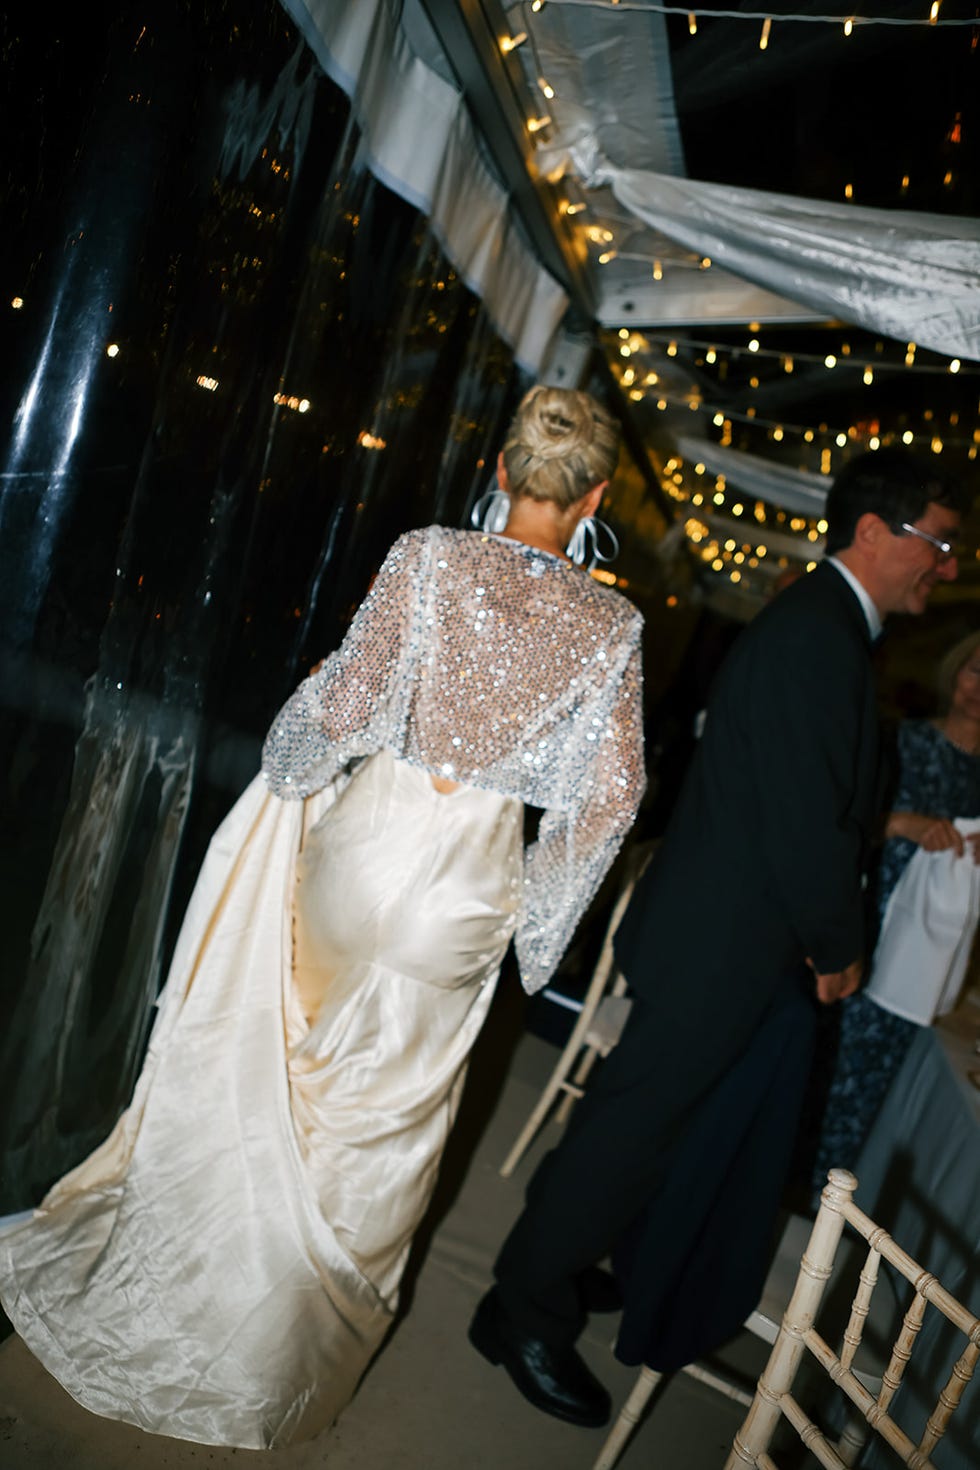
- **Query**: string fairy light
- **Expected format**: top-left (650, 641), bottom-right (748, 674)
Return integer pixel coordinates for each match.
top-left (625, 331), bottom-right (979, 378)
top-left (611, 379), bottom-right (980, 454)
top-left (533, 0), bottom-right (979, 26)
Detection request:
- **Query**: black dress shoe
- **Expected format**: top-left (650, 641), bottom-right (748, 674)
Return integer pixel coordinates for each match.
top-left (468, 1290), bottom-right (611, 1428)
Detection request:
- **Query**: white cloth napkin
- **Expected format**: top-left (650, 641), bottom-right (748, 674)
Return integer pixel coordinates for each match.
top-left (866, 818), bottom-right (980, 1026)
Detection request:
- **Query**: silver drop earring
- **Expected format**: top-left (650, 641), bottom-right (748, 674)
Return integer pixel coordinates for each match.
top-left (470, 476), bottom-right (511, 534)
top-left (566, 516), bottom-right (619, 570)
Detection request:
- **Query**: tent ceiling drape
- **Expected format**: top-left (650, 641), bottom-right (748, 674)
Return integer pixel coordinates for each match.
top-left (280, 0), bottom-right (569, 373)
top-left (279, 0), bottom-right (978, 610)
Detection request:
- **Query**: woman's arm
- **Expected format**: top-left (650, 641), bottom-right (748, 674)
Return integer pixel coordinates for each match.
top-left (516, 614), bottom-right (645, 993)
top-left (261, 530), bottom-right (425, 798)
top-left (885, 810), bottom-right (974, 858)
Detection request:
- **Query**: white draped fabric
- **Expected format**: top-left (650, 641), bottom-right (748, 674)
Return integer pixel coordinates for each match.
top-left (280, 0), bottom-right (568, 373)
top-left (675, 437), bottom-right (829, 516)
top-left (866, 818), bottom-right (980, 1027)
top-left (598, 166), bottom-right (980, 361)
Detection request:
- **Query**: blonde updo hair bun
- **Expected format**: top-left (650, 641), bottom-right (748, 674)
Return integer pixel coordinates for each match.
top-left (501, 385), bottom-right (620, 510)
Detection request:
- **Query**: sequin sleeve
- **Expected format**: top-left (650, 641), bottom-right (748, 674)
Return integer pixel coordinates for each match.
top-left (515, 613), bottom-right (645, 994)
top-left (260, 531), bottom-right (426, 799)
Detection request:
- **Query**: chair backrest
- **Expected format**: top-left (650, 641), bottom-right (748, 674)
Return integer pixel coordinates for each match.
top-left (725, 1167), bottom-right (980, 1470)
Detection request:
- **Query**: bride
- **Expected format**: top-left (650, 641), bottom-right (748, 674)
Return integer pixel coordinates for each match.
top-left (0, 385), bottom-right (645, 1449)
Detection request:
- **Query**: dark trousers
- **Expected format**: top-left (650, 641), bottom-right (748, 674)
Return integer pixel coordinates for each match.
top-left (493, 977), bottom-right (817, 1368)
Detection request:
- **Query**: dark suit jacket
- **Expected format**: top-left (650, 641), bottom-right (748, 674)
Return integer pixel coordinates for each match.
top-left (615, 561), bottom-right (881, 1071)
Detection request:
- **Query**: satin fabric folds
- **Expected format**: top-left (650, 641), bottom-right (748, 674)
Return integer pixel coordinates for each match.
top-left (0, 750), bottom-right (522, 1448)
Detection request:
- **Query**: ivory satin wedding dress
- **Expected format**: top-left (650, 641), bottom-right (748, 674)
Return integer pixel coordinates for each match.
top-left (0, 527), bottom-right (644, 1448)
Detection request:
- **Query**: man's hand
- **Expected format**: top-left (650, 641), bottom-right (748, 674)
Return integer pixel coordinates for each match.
top-left (807, 957), bottom-right (862, 1005)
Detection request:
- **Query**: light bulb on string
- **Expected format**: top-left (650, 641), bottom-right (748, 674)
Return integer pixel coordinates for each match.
top-left (929, 0), bottom-right (940, 22)
top-left (688, 11), bottom-right (697, 32)
top-left (843, 16), bottom-right (854, 34)
top-left (538, 77), bottom-right (555, 99)
top-left (759, 17), bottom-right (771, 49)
top-left (863, 366), bottom-right (874, 385)
top-left (500, 32), bottom-right (527, 53)
top-left (949, 359), bottom-right (961, 373)
top-left (652, 260), bottom-right (663, 280)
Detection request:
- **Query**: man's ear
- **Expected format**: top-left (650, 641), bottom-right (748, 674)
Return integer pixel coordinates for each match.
top-left (853, 510), bottom-right (887, 554)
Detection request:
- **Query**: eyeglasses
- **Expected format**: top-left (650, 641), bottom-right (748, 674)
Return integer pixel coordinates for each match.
top-left (893, 522), bottom-right (957, 559)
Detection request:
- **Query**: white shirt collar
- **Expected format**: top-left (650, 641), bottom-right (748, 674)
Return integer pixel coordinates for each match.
top-left (825, 557), bottom-right (883, 643)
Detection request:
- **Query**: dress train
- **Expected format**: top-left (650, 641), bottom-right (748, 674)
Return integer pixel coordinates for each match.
top-left (0, 750), bottom-right (522, 1448)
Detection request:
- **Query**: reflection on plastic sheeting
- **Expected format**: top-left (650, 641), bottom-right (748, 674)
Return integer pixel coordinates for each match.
top-left (0, 5), bottom-right (523, 1208)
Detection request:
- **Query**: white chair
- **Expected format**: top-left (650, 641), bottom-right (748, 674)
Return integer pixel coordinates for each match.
top-left (499, 843), bottom-right (652, 1180)
top-left (725, 1166), bottom-right (980, 1470)
top-left (592, 1183), bottom-right (894, 1470)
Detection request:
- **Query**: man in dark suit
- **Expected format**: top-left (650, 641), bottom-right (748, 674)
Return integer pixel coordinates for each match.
top-left (470, 449), bottom-right (968, 1426)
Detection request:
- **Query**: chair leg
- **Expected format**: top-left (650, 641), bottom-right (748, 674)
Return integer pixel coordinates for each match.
top-left (592, 1366), bottom-right (662, 1470)
top-left (836, 1408), bottom-right (869, 1466)
top-left (499, 953), bottom-right (618, 1177)
top-left (682, 1361), bottom-right (754, 1408)
top-left (554, 1043), bottom-right (601, 1123)
top-left (500, 854), bottom-right (646, 1177)
top-left (498, 1066), bottom-right (577, 1178)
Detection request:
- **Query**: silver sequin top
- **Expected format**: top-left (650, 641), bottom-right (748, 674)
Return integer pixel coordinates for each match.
top-left (262, 526), bottom-right (646, 993)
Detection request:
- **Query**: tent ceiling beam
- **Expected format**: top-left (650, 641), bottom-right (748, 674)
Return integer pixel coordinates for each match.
top-left (417, 0), bottom-right (597, 325)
